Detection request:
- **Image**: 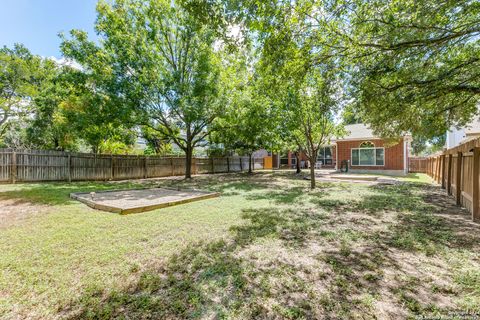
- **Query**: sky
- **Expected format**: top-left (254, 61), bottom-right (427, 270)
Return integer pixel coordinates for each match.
top-left (0, 0), bottom-right (98, 58)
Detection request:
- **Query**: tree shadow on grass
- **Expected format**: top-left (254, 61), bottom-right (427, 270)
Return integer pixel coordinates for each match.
top-left (63, 207), bottom-right (328, 319)
top-left (245, 187), bottom-right (307, 205)
top-left (357, 183), bottom-right (480, 252)
top-left (63, 239), bottom-right (261, 319)
top-left (60, 204), bottom-right (418, 319)
top-left (231, 207), bottom-right (329, 248)
top-left (60, 182), bottom-right (480, 319)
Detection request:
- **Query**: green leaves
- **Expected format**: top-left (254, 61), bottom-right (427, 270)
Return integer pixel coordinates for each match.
top-left (0, 44), bottom-right (41, 134)
top-left (331, 0), bottom-right (480, 139)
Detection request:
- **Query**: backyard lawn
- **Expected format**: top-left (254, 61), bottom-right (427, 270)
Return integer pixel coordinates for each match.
top-left (1, 172), bottom-right (479, 319)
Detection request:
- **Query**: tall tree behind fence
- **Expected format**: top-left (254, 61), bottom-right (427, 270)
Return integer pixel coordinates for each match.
top-left (0, 149), bottom-right (264, 183)
top-left (424, 137), bottom-right (480, 223)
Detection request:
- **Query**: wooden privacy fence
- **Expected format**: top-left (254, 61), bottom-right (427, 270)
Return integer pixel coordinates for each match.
top-left (408, 157), bottom-right (427, 173)
top-left (425, 138), bottom-right (480, 222)
top-left (0, 149), bottom-right (265, 183)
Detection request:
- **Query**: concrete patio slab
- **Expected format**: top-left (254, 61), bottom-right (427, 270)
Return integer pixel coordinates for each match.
top-left (329, 174), bottom-right (379, 181)
top-left (71, 188), bottom-right (220, 214)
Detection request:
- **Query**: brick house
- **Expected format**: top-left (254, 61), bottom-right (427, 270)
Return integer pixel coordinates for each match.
top-left (276, 123), bottom-right (411, 175)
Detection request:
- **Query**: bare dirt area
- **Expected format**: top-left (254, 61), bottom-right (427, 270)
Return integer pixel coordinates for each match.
top-left (0, 199), bottom-right (48, 229)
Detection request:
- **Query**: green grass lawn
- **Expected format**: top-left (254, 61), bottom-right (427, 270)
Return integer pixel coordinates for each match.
top-left (0, 172), bottom-right (479, 319)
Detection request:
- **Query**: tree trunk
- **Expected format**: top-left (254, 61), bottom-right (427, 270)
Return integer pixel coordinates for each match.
top-left (309, 155), bottom-right (317, 189)
top-left (185, 144), bottom-right (193, 179)
top-left (295, 152), bottom-right (301, 174)
top-left (248, 153), bottom-right (253, 174)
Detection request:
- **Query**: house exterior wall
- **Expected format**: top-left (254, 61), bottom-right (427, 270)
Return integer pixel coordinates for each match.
top-left (283, 147), bottom-right (337, 168)
top-left (446, 128), bottom-right (467, 149)
top-left (336, 138), bottom-right (406, 173)
top-left (273, 138), bottom-right (407, 174)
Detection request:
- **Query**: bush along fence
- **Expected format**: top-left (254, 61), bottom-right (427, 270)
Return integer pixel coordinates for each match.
top-left (0, 149), bottom-right (265, 183)
top-left (425, 137), bottom-right (480, 222)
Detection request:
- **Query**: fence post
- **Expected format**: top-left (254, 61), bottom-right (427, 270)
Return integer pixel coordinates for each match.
top-left (227, 157), bottom-right (230, 173)
top-left (240, 157), bottom-right (243, 171)
top-left (436, 156), bottom-right (440, 183)
top-left (473, 147), bottom-right (480, 222)
top-left (111, 155), bottom-right (115, 180)
top-left (211, 157), bottom-right (214, 174)
top-left (143, 156), bottom-right (148, 179)
top-left (456, 152), bottom-right (462, 206)
top-left (447, 154), bottom-right (452, 195)
top-left (430, 158), bottom-right (435, 179)
top-left (441, 155), bottom-right (446, 189)
top-left (67, 154), bottom-right (72, 183)
top-left (10, 151), bottom-right (17, 184)
top-left (171, 157), bottom-right (174, 176)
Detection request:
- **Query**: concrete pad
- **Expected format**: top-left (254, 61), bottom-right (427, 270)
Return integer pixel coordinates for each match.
top-left (329, 174), bottom-right (379, 181)
top-left (71, 188), bottom-right (220, 214)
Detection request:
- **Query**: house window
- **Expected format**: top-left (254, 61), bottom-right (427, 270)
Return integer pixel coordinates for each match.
top-left (280, 153), bottom-right (289, 166)
top-left (318, 147), bottom-right (333, 165)
top-left (351, 143), bottom-right (384, 166)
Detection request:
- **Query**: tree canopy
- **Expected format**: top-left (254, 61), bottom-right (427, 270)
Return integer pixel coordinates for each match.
top-left (327, 0), bottom-right (480, 139)
top-left (2, 0), bottom-right (479, 169)
top-left (62, 0), bottom-right (225, 177)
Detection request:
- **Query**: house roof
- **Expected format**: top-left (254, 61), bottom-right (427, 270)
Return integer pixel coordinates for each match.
top-left (329, 123), bottom-right (411, 143)
top-left (336, 123), bottom-right (376, 141)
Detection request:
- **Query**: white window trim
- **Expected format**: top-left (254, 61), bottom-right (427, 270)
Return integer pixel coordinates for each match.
top-left (351, 147), bottom-right (385, 167)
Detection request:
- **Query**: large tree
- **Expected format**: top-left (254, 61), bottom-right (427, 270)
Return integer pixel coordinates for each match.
top-left (247, 0), bottom-right (344, 189)
top-left (285, 68), bottom-right (343, 189)
top-left (26, 62), bottom-right (80, 151)
top-left (0, 44), bottom-right (41, 138)
top-left (62, 0), bottom-right (223, 178)
top-left (211, 52), bottom-right (275, 173)
top-left (225, 0), bottom-right (479, 141)
top-left (326, 0), bottom-right (480, 139)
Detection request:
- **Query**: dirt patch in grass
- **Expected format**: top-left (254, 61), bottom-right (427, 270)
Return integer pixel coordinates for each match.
top-left (0, 199), bottom-right (49, 229)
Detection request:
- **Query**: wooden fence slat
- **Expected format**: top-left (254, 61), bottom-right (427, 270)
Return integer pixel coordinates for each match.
top-left (441, 155), bottom-right (446, 189)
top-left (447, 154), bottom-right (452, 195)
top-left (0, 148), bottom-right (263, 183)
top-left (423, 136), bottom-right (480, 223)
top-left (11, 151), bottom-right (16, 184)
top-left (473, 147), bottom-right (480, 222)
top-left (456, 152), bottom-right (462, 206)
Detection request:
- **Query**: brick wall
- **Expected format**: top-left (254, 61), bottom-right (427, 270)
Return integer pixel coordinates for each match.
top-left (286, 146), bottom-right (337, 168)
top-left (336, 139), bottom-right (405, 171)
